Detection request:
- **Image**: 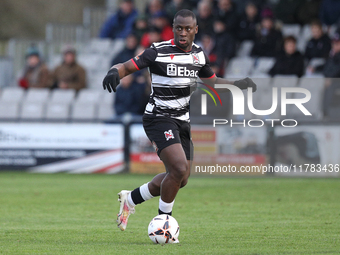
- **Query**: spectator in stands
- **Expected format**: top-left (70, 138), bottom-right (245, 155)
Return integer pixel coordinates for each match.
top-left (296, 0), bottom-right (321, 25)
top-left (111, 33), bottom-right (139, 66)
top-left (19, 47), bottom-right (51, 89)
top-left (305, 20), bottom-right (331, 60)
top-left (198, 33), bottom-right (218, 65)
top-left (133, 14), bottom-right (148, 41)
top-left (148, 11), bottom-right (173, 41)
top-left (99, 0), bottom-right (138, 40)
top-left (233, 0), bottom-right (266, 15)
top-left (319, 0), bottom-right (340, 27)
top-left (114, 74), bottom-right (147, 116)
top-left (251, 10), bottom-right (283, 57)
top-left (145, 0), bottom-right (164, 22)
top-left (195, 0), bottom-right (215, 42)
top-left (274, 0), bottom-right (305, 24)
top-left (165, 0), bottom-right (191, 20)
top-left (140, 26), bottom-right (163, 48)
top-left (269, 36), bottom-right (305, 77)
top-left (212, 17), bottom-right (236, 76)
top-left (52, 46), bottom-right (86, 91)
top-left (214, 0), bottom-right (238, 35)
top-left (237, 1), bottom-right (260, 42)
top-left (321, 32), bottom-right (340, 116)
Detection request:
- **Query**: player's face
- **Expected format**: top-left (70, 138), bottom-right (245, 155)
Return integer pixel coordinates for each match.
top-left (173, 16), bottom-right (198, 51)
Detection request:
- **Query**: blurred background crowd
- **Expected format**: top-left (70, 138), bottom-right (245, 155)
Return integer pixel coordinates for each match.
top-left (1, 0), bottom-right (340, 121)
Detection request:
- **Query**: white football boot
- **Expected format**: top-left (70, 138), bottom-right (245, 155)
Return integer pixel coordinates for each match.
top-left (116, 190), bottom-right (135, 231)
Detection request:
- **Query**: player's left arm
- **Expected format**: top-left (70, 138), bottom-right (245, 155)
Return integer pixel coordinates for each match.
top-left (201, 76), bottom-right (257, 93)
top-left (198, 52), bottom-right (257, 92)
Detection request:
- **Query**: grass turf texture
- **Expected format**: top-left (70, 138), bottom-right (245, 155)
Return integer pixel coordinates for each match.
top-left (0, 173), bottom-right (339, 255)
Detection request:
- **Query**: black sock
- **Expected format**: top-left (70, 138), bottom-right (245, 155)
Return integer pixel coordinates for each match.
top-left (158, 209), bottom-right (172, 216)
top-left (130, 187), bottom-right (145, 205)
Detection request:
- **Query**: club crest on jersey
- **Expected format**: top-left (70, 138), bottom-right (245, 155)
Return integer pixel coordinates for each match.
top-left (164, 130), bottom-right (175, 141)
top-left (192, 53), bottom-right (200, 64)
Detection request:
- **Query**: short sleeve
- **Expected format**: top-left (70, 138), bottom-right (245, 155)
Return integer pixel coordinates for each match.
top-left (130, 47), bottom-right (157, 70)
top-left (198, 52), bottom-right (216, 79)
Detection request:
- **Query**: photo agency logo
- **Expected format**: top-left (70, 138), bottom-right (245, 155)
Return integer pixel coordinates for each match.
top-left (199, 83), bottom-right (312, 128)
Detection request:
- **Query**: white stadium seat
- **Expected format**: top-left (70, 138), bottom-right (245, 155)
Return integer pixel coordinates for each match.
top-left (282, 24), bottom-right (301, 38)
top-left (24, 88), bottom-right (50, 103)
top-left (75, 89), bottom-right (104, 104)
top-left (252, 57), bottom-right (275, 75)
top-left (45, 102), bottom-right (70, 121)
top-left (236, 40), bottom-right (254, 57)
top-left (50, 89), bottom-right (76, 104)
top-left (98, 104), bottom-right (115, 121)
top-left (0, 102), bottom-right (20, 120)
top-left (71, 102), bottom-right (97, 122)
top-left (226, 57), bottom-right (255, 76)
top-left (0, 87), bottom-right (25, 103)
top-left (20, 102), bottom-right (45, 120)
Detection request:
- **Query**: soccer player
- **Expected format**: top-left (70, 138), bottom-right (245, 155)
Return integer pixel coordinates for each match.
top-left (102, 9), bottom-right (257, 236)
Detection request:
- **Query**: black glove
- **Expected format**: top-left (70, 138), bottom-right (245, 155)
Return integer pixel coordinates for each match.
top-left (234, 77), bottom-right (257, 92)
top-left (103, 68), bottom-right (120, 93)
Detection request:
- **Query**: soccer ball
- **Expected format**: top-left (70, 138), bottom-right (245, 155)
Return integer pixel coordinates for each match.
top-left (148, 214), bottom-right (180, 244)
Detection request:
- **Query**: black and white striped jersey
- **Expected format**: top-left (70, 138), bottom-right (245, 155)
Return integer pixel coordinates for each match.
top-left (131, 39), bottom-right (215, 122)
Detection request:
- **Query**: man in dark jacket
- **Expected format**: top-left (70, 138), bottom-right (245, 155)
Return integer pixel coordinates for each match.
top-left (196, 0), bottom-right (215, 42)
top-left (251, 14), bottom-right (283, 57)
top-left (214, 0), bottom-right (238, 35)
top-left (99, 0), bottom-right (138, 39)
top-left (237, 1), bottom-right (260, 42)
top-left (305, 20), bottom-right (331, 60)
top-left (111, 33), bottom-right (139, 66)
top-left (269, 36), bottom-right (305, 77)
top-left (114, 74), bottom-right (147, 116)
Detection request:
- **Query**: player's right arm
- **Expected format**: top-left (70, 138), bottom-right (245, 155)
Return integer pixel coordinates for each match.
top-left (103, 47), bottom-right (157, 93)
top-left (102, 60), bottom-right (138, 93)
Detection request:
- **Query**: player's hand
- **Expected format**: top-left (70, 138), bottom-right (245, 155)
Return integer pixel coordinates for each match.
top-left (103, 68), bottom-right (120, 93)
top-left (234, 77), bottom-right (257, 92)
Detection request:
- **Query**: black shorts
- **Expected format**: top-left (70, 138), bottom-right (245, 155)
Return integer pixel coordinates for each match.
top-left (143, 115), bottom-right (193, 160)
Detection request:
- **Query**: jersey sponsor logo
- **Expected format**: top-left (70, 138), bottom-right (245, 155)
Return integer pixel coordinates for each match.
top-left (170, 54), bottom-right (175, 60)
top-left (166, 64), bottom-right (198, 77)
top-left (192, 53), bottom-right (200, 64)
top-left (164, 129), bottom-right (175, 141)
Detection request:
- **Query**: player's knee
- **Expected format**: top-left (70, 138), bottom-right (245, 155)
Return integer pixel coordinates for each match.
top-left (169, 161), bottom-right (188, 182)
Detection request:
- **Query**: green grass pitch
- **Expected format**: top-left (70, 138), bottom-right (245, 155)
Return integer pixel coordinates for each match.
top-left (0, 172), bottom-right (339, 254)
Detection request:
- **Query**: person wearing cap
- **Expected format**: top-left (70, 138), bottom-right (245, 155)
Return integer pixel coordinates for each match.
top-left (19, 47), bottom-right (51, 89)
top-left (99, 0), bottom-right (138, 40)
top-left (52, 46), bottom-right (86, 91)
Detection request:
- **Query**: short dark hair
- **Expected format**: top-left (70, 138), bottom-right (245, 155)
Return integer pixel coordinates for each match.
top-left (284, 35), bottom-right (297, 44)
top-left (173, 9), bottom-right (197, 23)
